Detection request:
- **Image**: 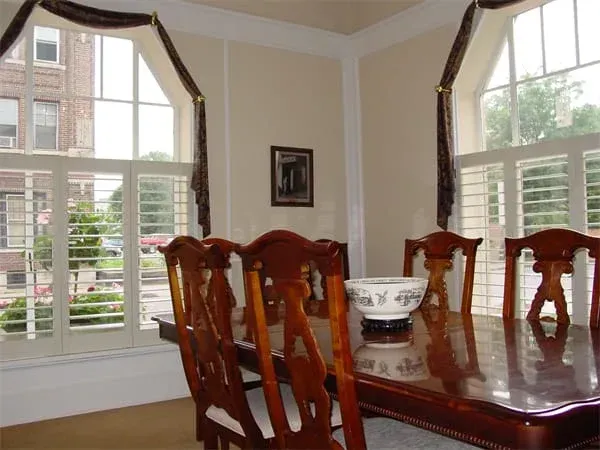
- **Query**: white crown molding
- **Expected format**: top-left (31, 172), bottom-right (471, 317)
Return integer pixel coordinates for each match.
top-left (346, 0), bottom-right (471, 58)
top-left (3, 0), bottom-right (347, 59)
top-left (4, 0), bottom-right (469, 59)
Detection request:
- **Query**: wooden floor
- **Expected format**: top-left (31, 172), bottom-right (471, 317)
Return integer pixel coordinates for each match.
top-left (0, 397), bottom-right (216, 449)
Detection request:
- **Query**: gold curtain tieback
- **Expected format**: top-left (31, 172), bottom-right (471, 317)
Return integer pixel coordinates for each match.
top-left (435, 85), bottom-right (452, 94)
top-left (151, 11), bottom-right (158, 26)
top-left (193, 95), bottom-right (206, 104)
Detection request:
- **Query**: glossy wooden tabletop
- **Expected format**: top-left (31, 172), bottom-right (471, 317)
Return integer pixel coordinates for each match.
top-left (153, 302), bottom-right (600, 448)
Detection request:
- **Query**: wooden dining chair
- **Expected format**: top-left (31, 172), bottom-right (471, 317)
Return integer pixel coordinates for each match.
top-left (503, 228), bottom-right (600, 328)
top-left (161, 236), bottom-right (270, 449)
top-left (404, 231), bottom-right (483, 313)
top-left (237, 229), bottom-right (477, 449)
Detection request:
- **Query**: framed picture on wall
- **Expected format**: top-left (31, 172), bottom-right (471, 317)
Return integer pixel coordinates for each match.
top-left (270, 146), bottom-right (314, 207)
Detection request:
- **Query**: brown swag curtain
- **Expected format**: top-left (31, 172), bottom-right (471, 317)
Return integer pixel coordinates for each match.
top-left (0, 0), bottom-right (211, 236)
top-left (436, 0), bottom-right (527, 230)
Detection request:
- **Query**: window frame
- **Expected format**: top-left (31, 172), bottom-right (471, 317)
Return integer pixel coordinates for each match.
top-left (454, 0), bottom-right (600, 324)
top-left (0, 97), bottom-right (19, 149)
top-left (33, 26), bottom-right (59, 64)
top-left (0, 19), bottom-right (196, 361)
top-left (33, 101), bottom-right (58, 151)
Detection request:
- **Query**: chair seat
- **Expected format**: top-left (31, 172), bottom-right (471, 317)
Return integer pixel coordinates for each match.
top-left (332, 417), bottom-right (478, 449)
top-left (206, 384), bottom-right (342, 439)
top-left (240, 367), bottom-right (261, 383)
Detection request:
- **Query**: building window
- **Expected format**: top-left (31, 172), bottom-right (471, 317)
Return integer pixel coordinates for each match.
top-left (34, 26), bottom-right (59, 63)
top-left (456, 0), bottom-right (600, 324)
top-left (6, 194), bottom-right (25, 247)
top-left (0, 98), bottom-right (17, 148)
top-left (34, 102), bottom-right (58, 150)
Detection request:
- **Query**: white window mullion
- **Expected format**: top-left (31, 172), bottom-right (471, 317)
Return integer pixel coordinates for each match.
top-left (24, 174), bottom-right (34, 337)
top-left (572, 0), bottom-right (580, 66)
top-left (24, 24), bottom-right (34, 156)
top-left (53, 160), bottom-right (68, 352)
top-left (127, 162), bottom-right (138, 344)
top-left (507, 20), bottom-right (520, 147)
top-left (568, 151), bottom-right (588, 324)
top-left (539, 5), bottom-right (547, 75)
top-left (132, 45), bottom-right (139, 161)
top-left (503, 153), bottom-right (520, 316)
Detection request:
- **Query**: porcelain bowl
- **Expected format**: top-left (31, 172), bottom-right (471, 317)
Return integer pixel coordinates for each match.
top-left (344, 277), bottom-right (428, 320)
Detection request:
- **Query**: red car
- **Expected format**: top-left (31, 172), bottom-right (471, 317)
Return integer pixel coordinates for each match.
top-left (139, 234), bottom-right (172, 253)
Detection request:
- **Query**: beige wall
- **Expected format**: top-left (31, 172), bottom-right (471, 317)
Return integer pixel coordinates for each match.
top-left (228, 42), bottom-right (345, 243)
top-left (359, 25), bottom-right (457, 277)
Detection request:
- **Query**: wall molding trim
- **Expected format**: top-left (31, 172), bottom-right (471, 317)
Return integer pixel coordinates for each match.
top-left (3, 0), bottom-right (468, 59)
top-left (346, 0), bottom-right (470, 58)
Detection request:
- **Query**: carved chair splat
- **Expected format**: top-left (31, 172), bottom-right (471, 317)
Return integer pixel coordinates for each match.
top-left (403, 231), bottom-right (483, 313)
top-left (503, 228), bottom-right (600, 328)
top-left (160, 237), bottom-right (265, 450)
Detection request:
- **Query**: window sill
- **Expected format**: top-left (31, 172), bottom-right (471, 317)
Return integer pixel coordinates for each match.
top-left (0, 342), bottom-right (176, 370)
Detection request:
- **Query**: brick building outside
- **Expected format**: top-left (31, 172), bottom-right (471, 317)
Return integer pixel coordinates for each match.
top-left (0, 27), bottom-right (95, 288)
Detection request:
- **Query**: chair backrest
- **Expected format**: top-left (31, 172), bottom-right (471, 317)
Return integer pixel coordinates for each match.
top-left (403, 231), bottom-right (483, 313)
top-left (160, 236), bottom-right (263, 444)
top-left (503, 228), bottom-right (600, 328)
top-left (236, 230), bottom-right (365, 450)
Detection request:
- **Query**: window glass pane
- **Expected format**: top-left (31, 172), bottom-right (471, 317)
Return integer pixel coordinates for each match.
top-left (543, 0), bottom-right (576, 73)
top-left (34, 27), bottom-right (58, 43)
top-left (577, 0), bottom-right (600, 64)
top-left (0, 170), bottom-right (54, 341)
top-left (517, 65), bottom-right (600, 145)
top-left (139, 55), bottom-right (169, 105)
top-left (94, 101), bottom-right (132, 159)
top-left (487, 39), bottom-right (510, 90)
top-left (138, 175), bottom-right (189, 329)
top-left (0, 98), bottom-right (18, 148)
top-left (514, 7), bottom-right (543, 80)
top-left (102, 37), bottom-right (133, 101)
top-left (482, 88), bottom-right (511, 150)
top-left (67, 172), bottom-right (124, 331)
top-left (35, 42), bottom-right (58, 63)
top-left (34, 102), bottom-right (57, 149)
top-left (139, 105), bottom-right (174, 161)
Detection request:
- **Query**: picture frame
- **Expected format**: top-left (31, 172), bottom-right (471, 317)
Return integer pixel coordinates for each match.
top-left (270, 145), bottom-right (314, 207)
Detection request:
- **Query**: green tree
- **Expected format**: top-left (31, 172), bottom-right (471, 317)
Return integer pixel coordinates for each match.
top-left (107, 151), bottom-right (175, 236)
top-left (32, 202), bottom-right (102, 293)
top-left (484, 75), bottom-right (600, 150)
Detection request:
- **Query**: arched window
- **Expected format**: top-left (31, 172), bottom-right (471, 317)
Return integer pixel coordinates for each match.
top-left (455, 0), bottom-right (600, 323)
top-left (0, 11), bottom-right (195, 359)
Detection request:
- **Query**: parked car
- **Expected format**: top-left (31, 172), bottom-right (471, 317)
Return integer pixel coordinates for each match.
top-left (101, 238), bottom-right (123, 257)
top-left (139, 234), bottom-right (172, 253)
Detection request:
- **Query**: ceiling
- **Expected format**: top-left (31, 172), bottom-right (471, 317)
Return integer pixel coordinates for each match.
top-left (181, 0), bottom-right (424, 35)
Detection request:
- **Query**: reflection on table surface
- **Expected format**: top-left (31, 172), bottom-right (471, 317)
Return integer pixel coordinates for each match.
top-left (156, 301), bottom-right (600, 415)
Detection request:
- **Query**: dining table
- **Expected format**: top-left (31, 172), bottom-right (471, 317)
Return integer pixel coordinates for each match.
top-left (152, 301), bottom-right (600, 449)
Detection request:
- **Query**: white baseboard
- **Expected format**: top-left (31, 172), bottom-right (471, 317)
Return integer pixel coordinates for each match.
top-left (0, 345), bottom-right (189, 427)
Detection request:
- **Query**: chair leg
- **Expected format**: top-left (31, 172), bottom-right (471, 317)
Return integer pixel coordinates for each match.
top-left (195, 406), bottom-right (203, 442)
top-left (202, 427), bottom-right (219, 450)
top-left (202, 419), bottom-right (218, 450)
top-left (220, 436), bottom-right (230, 450)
